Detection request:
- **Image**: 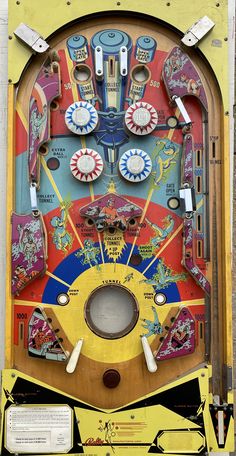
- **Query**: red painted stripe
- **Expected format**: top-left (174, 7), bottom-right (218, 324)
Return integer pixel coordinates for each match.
top-left (15, 111), bottom-right (28, 156)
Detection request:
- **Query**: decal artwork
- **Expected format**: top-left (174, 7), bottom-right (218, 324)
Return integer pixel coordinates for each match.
top-left (50, 200), bottom-right (73, 253)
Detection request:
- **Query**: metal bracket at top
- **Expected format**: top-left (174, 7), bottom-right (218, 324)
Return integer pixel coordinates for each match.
top-left (181, 16), bottom-right (215, 47)
top-left (14, 23), bottom-right (49, 53)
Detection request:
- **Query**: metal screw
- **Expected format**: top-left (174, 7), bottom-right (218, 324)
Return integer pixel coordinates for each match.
top-left (166, 2), bottom-right (171, 5)
top-left (117, 2), bottom-right (121, 5)
top-left (201, 373), bottom-right (205, 377)
top-left (11, 373), bottom-right (16, 378)
top-left (16, 1), bottom-right (20, 4)
top-left (9, 35), bottom-right (12, 40)
top-left (216, 2), bottom-right (220, 5)
top-left (224, 37), bottom-right (228, 41)
top-left (130, 414), bottom-right (135, 419)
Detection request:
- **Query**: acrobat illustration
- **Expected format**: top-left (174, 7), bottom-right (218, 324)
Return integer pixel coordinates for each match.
top-left (140, 258), bottom-right (187, 290)
top-left (142, 306), bottom-right (162, 337)
top-left (154, 139), bottom-right (179, 185)
top-left (75, 239), bottom-right (101, 270)
top-left (50, 200), bottom-right (73, 253)
top-left (146, 215), bottom-right (174, 249)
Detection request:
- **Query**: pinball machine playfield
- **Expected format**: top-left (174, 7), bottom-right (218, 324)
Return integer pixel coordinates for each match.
top-left (0, 1), bottom-right (234, 455)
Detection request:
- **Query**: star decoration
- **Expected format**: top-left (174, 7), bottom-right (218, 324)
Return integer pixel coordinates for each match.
top-left (70, 148), bottom-right (103, 182)
top-left (125, 101), bottom-right (158, 135)
top-left (65, 101), bottom-right (98, 135)
top-left (119, 149), bottom-right (152, 182)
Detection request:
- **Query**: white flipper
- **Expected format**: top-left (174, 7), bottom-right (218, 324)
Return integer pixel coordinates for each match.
top-left (141, 336), bottom-right (158, 373)
top-left (66, 339), bottom-right (83, 374)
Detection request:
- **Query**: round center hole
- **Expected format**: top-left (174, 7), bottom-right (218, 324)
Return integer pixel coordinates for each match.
top-left (131, 65), bottom-right (150, 83)
top-left (85, 285), bottom-right (139, 339)
top-left (73, 64), bottom-right (91, 82)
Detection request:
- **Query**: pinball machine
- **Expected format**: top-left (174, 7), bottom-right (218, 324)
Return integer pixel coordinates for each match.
top-left (1, 1), bottom-right (234, 455)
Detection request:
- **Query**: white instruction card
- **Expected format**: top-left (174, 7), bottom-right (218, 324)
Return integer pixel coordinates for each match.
top-left (5, 404), bottom-right (73, 453)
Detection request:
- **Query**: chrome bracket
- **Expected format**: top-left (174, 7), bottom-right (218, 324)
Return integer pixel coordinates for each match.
top-left (14, 23), bottom-right (49, 53)
top-left (30, 182), bottom-right (38, 213)
top-left (95, 46), bottom-right (103, 79)
top-left (120, 46), bottom-right (128, 76)
top-left (181, 16), bottom-right (215, 47)
top-left (179, 186), bottom-right (196, 214)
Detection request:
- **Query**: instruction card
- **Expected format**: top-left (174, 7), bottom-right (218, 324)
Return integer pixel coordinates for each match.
top-left (5, 405), bottom-right (73, 453)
